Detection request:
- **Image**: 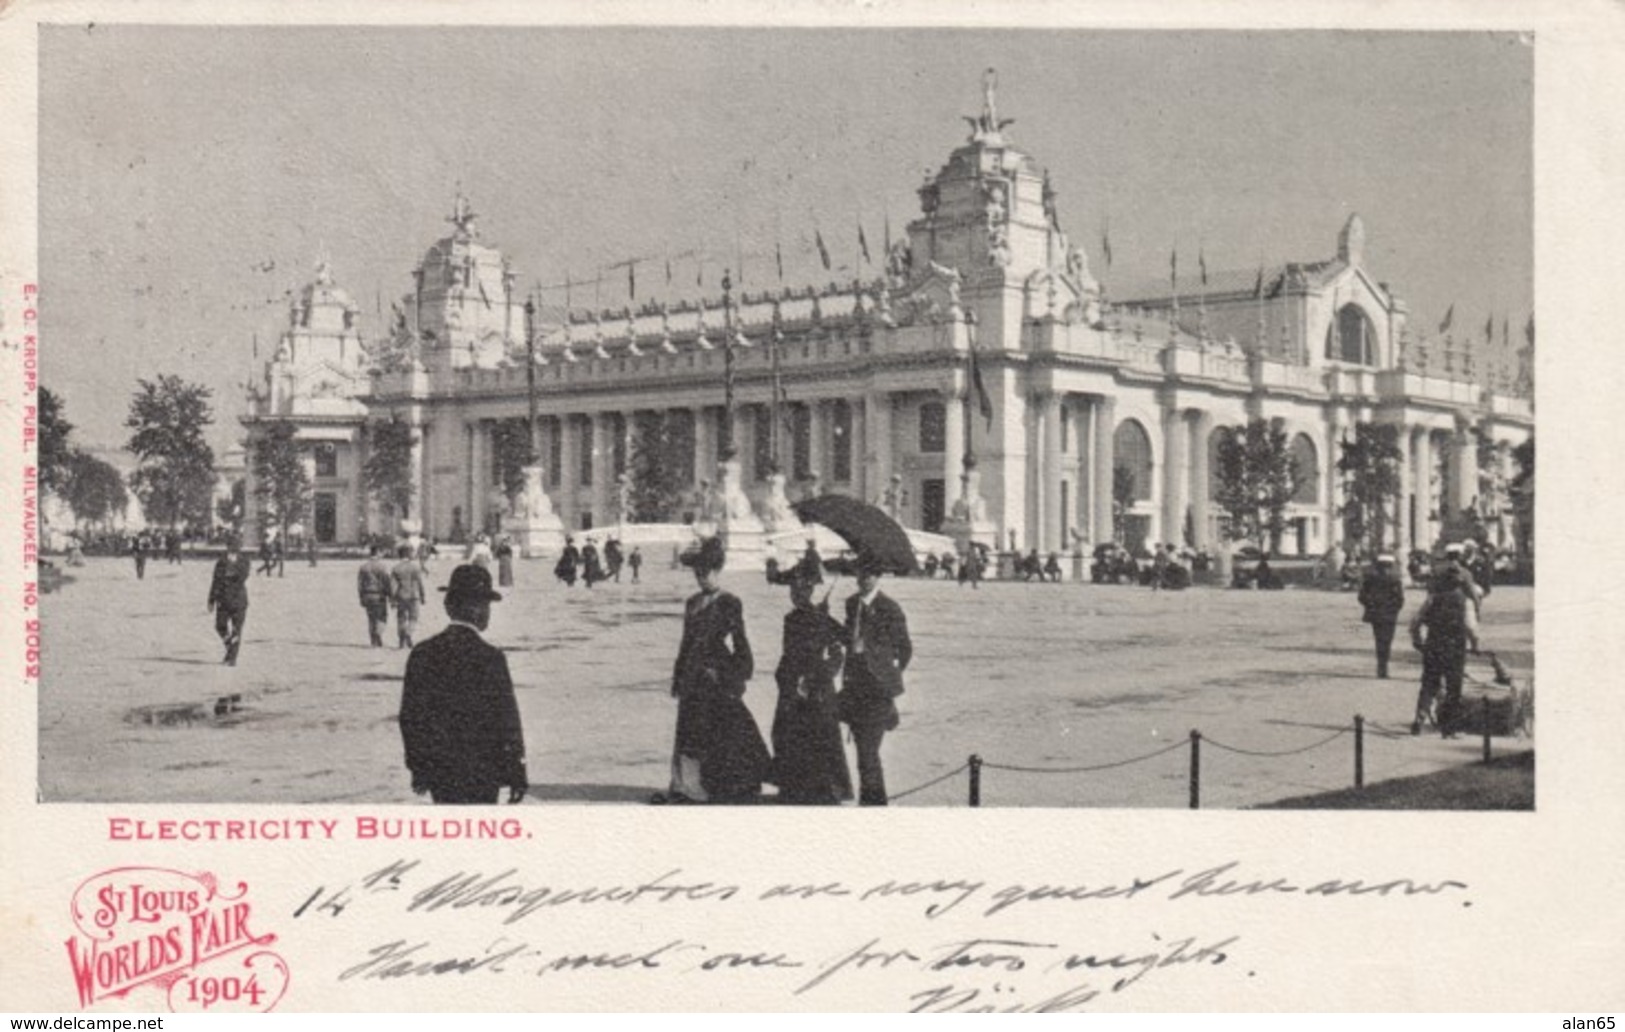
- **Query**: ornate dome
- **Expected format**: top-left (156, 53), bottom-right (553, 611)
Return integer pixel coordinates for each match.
top-left (297, 258), bottom-right (358, 314)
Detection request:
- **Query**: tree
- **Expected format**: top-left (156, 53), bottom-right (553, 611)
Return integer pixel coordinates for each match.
top-left (363, 418), bottom-right (415, 524)
top-left (39, 386), bottom-right (75, 496)
top-left (125, 375), bottom-right (216, 530)
top-left (63, 451), bottom-right (128, 531)
top-left (1336, 422), bottom-right (1404, 556)
top-left (1510, 435), bottom-right (1534, 558)
top-left (251, 422), bottom-right (311, 547)
top-left (1213, 418), bottom-right (1300, 554)
top-left (1111, 464), bottom-right (1136, 543)
top-left (627, 411), bottom-right (688, 522)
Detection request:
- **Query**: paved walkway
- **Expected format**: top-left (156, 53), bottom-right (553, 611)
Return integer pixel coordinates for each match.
top-left (38, 555), bottom-right (1533, 808)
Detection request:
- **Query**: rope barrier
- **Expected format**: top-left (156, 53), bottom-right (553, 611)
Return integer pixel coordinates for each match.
top-left (980, 738), bottom-right (1189, 775)
top-left (1202, 727), bottom-right (1349, 758)
top-left (887, 761), bottom-right (971, 802)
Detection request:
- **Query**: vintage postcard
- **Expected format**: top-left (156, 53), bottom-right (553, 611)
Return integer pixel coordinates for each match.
top-left (1, 0), bottom-right (1620, 1014)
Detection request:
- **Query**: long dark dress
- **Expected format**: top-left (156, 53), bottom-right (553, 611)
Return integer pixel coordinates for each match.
top-left (671, 589), bottom-right (769, 802)
top-left (769, 606), bottom-right (854, 804)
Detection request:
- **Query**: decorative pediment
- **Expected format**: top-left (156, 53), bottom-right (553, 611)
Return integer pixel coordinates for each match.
top-left (893, 261), bottom-right (964, 326)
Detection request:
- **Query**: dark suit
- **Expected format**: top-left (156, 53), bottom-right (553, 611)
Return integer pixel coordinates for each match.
top-left (842, 589), bottom-right (912, 805)
top-left (357, 558), bottom-right (393, 647)
top-left (1357, 568), bottom-right (1406, 678)
top-left (206, 555), bottom-right (251, 665)
top-left (399, 623), bottom-right (528, 804)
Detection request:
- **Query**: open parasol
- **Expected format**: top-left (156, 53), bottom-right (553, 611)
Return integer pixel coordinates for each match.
top-left (792, 494), bottom-right (919, 576)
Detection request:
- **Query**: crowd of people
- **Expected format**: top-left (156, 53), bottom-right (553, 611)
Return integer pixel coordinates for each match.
top-left (396, 535), bottom-right (912, 808)
top-left (89, 509), bottom-right (1518, 804)
top-left (551, 534), bottom-right (640, 588)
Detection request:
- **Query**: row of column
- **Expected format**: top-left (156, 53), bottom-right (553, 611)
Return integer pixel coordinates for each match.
top-left (454, 398), bottom-right (872, 533)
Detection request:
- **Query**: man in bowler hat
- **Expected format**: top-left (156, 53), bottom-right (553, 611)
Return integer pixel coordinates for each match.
top-left (839, 553), bottom-right (913, 805)
top-left (398, 564), bottom-right (528, 804)
top-left (206, 537), bottom-right (252, 666)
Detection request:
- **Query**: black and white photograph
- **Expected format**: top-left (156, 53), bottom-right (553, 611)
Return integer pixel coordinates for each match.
top-left (33, 25), bottom-right (1536, 810)
top-left (11, 0), bottom-right (1625, 1017)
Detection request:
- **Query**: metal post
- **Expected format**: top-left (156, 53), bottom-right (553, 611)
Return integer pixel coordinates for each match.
top-left (1354, 714), bottom-right (1365, 788)
top-left (1482, 696), bottom-right (1493, 763)
top-left (968, 754), bottom-right (982, 808)
top-left (1188, 730), bottom-right (1202, 810)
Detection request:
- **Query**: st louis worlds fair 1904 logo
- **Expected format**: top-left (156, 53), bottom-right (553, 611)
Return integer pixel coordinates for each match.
top-left (64, 867), bottom-right (290, 1012)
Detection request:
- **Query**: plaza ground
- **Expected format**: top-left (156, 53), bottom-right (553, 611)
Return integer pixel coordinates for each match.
top-left (38, 554), bottom-right (1534, 808)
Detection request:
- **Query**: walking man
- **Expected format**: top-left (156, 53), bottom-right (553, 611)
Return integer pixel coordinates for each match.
top-left (357, 544), bottom-right (394, 648)
top-left (391, 544), bottom-right (427, 649)
top-left (1357, 553), bottom-right (1406, 678)
top-left (839, 553), bottom-right (913, 806)
top-left (131, 533), bottom-right (149, 580)
top-left (628, 546), bottom-right (643, 583)
top-left (398, 564), bottom-right (528, 805)
top-left (206, 537), bottom-right (252, 666)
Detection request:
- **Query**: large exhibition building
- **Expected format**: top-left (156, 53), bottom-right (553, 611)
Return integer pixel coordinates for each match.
top-left (240, 74), bottom-right (1533, 562)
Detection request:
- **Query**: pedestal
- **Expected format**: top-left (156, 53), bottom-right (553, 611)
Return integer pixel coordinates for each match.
top-left (501, 465), bottom-right (566, 559)
top-left (941, 466), bottom-right (999, 554)
top-left (713, 457), bottom-right (767, 570)
top-left (757, 471), bottom-right (802, 534)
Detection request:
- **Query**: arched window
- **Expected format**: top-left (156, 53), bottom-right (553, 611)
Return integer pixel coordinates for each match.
top-left (1290, 433), bottom-right (1320, 504)
top-left (1326, 303), bottom-right (1376, 364)
top-left (918, 401), bottom-right (946, 453)
top-left (1113, 419), bottom-right (1154, 502)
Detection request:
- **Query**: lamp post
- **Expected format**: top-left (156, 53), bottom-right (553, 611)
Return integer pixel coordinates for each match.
top-left (721, 269), bottom-right (738, 461)
top-left (768, 298), bottom-right (784, 475)
top-left (523, 296), bottom-right (539, 464)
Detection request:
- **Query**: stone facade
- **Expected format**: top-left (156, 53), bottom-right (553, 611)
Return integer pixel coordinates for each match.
top-left (241, 75), bottom-right (1532, 559)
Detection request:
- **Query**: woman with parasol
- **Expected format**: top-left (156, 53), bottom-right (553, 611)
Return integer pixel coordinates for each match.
top-left (652, 536), bottom-right (770, 805)
top-left (764, 557), bottom-right (854, 805)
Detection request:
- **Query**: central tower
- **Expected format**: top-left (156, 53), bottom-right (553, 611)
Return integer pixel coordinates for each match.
top-left (905, 69), bottom-right (1099, 348)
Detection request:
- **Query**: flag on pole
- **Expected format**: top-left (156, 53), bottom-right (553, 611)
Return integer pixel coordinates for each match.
top-left (1253, 266), bottom-right (1264, 299)
top-left (1199, 248), bottom-right (1208, 288)
top-left (628, 260), bottom-right (636, 300)
top-left (1438, 304), bottom-right (1454, 334)
top-left (1101, 219), bottom-right (1113, 269)
top-left (775, 241), bottom-right (784, 282)
top-left (1483, 314), bottom-right (1493, 343)
top-left (1502, 316), bottom-right (1509, 349)
top-left (884, 212), bottom-right (892, 260)
top-left (858, 222), bottom-right (872, 265)
top-left (1170, 248), bottom-right (1178, 291)
top-left (695, 256), bottom-right (703, 289)
top-left (665, 256), bottom-right (673, 288)
top-left (815, 229), bottom-right (831, 272)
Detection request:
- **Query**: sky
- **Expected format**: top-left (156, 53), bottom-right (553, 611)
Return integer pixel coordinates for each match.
top-left (39, 26), bottom-right (1532, 456)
